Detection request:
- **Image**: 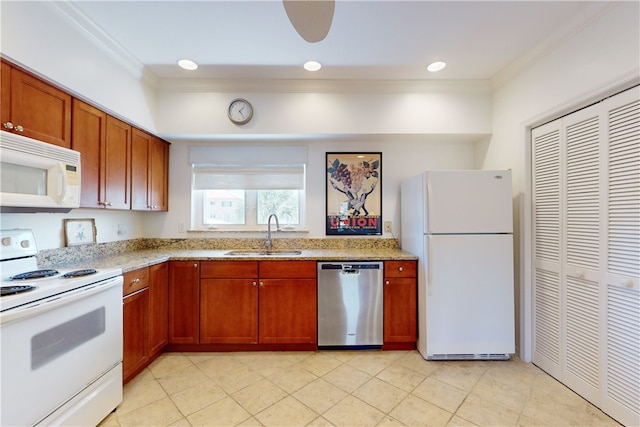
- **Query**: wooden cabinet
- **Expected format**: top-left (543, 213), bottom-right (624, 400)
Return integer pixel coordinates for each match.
top-left (103, 116), bottom-right (132, 209)
top-left (259, 261), bottom-right (317, 344)
top-left (122, 263), bottom-right (168, 383)
top-left (383, 260), bottom-right (417, 349)
top-left (199, 260), bottom-right (317, 346)
top-left (71, 100), bottom-right (131, 209)
top-left (149, 262), bottom-right (169, 356)
top-left (200, 261), bottom-right (258, 344)
top-left (131, 128), bottom-right (169, 211)
top-left (168, 261), bottom-right (200, 344)
top-left (122, 268), bottom-right (150, 382)
top-left (72, 99), bottom-right (106, 208)
top-left (1, 61), bottom-right (72, 148)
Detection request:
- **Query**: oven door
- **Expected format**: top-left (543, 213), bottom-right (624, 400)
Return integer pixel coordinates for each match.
top-left (0, 276), bottom-right (123, 427)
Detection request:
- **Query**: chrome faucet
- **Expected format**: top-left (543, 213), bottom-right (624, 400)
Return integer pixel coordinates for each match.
top-left (265, 214), bottom-right (280, 250)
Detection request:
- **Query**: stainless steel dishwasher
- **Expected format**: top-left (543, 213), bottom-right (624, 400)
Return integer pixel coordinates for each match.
top-left (317, 261), bottom-right (384, 348)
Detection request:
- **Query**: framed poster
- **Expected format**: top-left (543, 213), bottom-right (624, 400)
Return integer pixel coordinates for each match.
top-left (64, 218), bottom-right (97, 246)
top-left (326, 152), bottom-right (382, 235)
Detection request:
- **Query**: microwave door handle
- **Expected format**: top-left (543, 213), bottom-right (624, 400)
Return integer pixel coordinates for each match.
top-left (53, 162), bottom-right (68, 203)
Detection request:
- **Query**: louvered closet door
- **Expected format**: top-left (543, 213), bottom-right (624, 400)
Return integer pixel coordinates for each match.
top-left (562, 103), bottom-right (602, 404)
top-left (532, 120), bottom-right (563, 379)
top-left (532, 86), bottom-right (640, 427)
top-left (602, 88), bottom-right (640, 427)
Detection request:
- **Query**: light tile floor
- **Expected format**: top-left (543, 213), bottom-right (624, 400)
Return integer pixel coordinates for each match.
top-left (98, 350), bottom-right (620, 426)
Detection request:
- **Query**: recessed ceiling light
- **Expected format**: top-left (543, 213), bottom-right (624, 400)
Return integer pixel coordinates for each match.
top-left (304, 60), bottom-right (322, 71)
top-left (178, 59), bottom-right (198, 70)
top-left (427, 61), bottom-right (446, 72)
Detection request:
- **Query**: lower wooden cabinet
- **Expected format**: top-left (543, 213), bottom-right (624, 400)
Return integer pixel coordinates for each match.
top-left (122, 262), bottom-right (169, 383)
top-left (123, 288), bottom-right (149, 382)
top-left (168, 261), bottom-right (200, 344)
top-left (200, 260), bottom-right (258, 344)
top-left (199, 260), bottom-right (317, 346)
top-left (149, 262), bottom-right (169, 355)
top-left (383, 260), bottom-right (417, 349)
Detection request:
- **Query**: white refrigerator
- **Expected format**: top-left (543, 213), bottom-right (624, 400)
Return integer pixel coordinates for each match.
top-left (401, 170), bottom-right (515, 360)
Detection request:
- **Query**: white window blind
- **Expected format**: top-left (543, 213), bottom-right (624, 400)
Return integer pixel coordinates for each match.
top-left (189, 146), bottom-right (307, 190)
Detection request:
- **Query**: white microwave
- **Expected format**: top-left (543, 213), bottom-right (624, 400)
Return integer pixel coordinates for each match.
top-left (0, 131), bottom-right (81, 212)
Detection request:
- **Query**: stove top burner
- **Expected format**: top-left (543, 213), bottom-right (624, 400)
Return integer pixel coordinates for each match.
top-left (61, 269), bottom-right (97, 278)
top-left (1, 285), bottom-right (36, 296)
top-left (9, 269), bottom-right (59, 281)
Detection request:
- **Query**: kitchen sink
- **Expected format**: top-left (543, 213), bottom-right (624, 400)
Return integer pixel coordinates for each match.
top-left (224, 250), bottom-right (302, 256)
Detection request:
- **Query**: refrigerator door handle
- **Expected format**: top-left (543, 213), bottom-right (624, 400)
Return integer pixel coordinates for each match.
top-left (427, 242), bottom-right (433, 296)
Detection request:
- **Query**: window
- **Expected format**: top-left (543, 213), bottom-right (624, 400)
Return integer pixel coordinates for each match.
top-left (189, 146), bottom-right (307, 230)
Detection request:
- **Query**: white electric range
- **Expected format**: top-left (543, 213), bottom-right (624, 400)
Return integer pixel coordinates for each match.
top-left (0, 228), bottom-right (124, 426)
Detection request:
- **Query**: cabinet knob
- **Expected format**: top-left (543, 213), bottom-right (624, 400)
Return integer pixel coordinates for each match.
top-left (132, 278), bottom-right (140, 283)
top-left (15, 125), bottom-right (23, 132)
top-left (3, 122), bottom-right (13, 130)
top-left (385, 280), bottom-right (390, 285)
top-left (252, 281), bottom-right (257, 287)
top-left (259, 281), bottom-right (264, 287)
top-left (398, 266), bottom-right (403, 272)
top-left (193, 263), bottom-right (198, 268)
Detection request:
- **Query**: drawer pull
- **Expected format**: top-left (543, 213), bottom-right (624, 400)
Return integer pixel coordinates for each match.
top-left (398, 266), bottom-right (403, 272)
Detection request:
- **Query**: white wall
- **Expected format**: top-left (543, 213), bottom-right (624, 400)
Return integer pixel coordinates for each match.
top-left (483, 1), bottom-right (640, 361)
top-left (0, 1), bottom-right (157, 132)
top-left (141, 137), bottom-right (477, 239)
top-left (0, 209), bottom-right (145, 250)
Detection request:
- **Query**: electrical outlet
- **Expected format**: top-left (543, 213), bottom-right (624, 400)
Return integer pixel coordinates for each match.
top-left (117, 224), bottom-right (126, 235)
top-left (384, 221), bottom-right (392, 233)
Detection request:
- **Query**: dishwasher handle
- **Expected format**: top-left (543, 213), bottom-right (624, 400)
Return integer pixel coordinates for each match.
top-left (319, 262), bottom-right (382, 274)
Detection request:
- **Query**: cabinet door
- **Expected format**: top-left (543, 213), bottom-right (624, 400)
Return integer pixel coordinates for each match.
top-left (383, 277), bottom-right (417, 343)
top-left (131, 130), bottom-right (169, 211)
top-left (149, 262), bottom-right (169, 356)
top-left (9, 67), bottom-right (71, 147)
top-left (103, 116), bottom-right (131, 209)
top-left (1, 62), bottom-right (10, 128)
top-left (123, 288), bottom-right (149, 382)
top-left (149, 137), bottom-right (169, 211)
top-left (72, 99), bottom-right (106, 208)
top-left (200, 279), bottom-right (258, 344)
top-left (131, 128), bottom-right (151, 211)
top-left (168, 261), bottom-right (199, 344)
top-left (259, 278), bottom-right (317, 344)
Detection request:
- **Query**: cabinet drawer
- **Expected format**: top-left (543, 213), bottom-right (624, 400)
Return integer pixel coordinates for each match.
top-left (259, 260), bottom-right (316, 279)
top-left (123, 267), bottom-right (149, 295)
top-left (384, 260), bottom-right (416, 278)
top-left (200, 261), bottom-right (258, 279)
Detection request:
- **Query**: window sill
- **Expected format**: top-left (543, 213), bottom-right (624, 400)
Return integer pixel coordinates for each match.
top-left (187, 229), bottom-right (309, 234)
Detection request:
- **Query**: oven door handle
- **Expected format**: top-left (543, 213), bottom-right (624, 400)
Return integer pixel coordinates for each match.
top-left (0, 276), bottom-right (123, 326)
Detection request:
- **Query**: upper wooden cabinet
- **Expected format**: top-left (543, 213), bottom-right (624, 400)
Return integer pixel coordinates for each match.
top-left (1, 61), bottom-right (72, 148)
top-left (72, 100), bottom-right (132, 210)
top-left (131, 128), bottom-right (169, 211)
top-left (72, 99), bottom-right (106, 208)
top-left (3, 59), bottom-right (169, 212)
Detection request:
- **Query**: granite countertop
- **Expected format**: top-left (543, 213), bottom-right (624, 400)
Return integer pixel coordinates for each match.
top-left (64, 248), bottom-right (418, 274)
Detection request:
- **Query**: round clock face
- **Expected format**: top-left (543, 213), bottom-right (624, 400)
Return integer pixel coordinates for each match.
top-left (228, 98), bottom-right (253, 125)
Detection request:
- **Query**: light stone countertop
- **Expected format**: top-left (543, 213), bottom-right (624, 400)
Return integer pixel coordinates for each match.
top-left (64, 248), bottom-right (418, 274)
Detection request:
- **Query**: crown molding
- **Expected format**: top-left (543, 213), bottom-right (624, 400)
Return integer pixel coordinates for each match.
top-left (491, 1), bottom-right (616, 91)
top-left (47, 1), bottom-right (158, 88)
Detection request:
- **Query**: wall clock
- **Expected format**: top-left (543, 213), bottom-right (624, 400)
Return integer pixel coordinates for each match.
top-left (228, 98), bottom-right (253, 125)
